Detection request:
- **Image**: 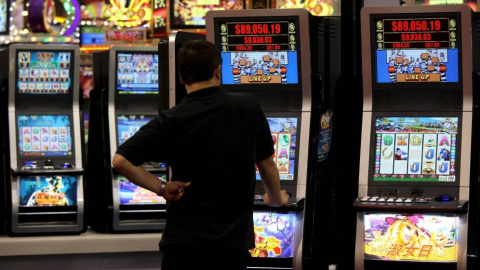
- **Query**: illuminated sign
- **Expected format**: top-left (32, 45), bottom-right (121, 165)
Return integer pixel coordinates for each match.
top-left (104, 0), bottom-right (152, 28)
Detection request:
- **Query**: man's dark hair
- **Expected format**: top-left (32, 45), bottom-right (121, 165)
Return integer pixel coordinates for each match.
top-left (177, 40), bottom-right (222, 85)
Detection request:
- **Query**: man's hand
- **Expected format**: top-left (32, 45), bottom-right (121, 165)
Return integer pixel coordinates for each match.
top-left (162, 181), bottom-right (191, 202)
top-left (263, 189), bottom-right (289, 207)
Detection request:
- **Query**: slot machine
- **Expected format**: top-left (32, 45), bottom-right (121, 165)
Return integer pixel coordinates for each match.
top-left (206, 9), bottom-right (322, 270)
top-left (0, 44), bottom-right (85, 235)
top-left (86, 45), bottom-right (168, 232)
top-left (158, 31), bottom-right (206, 107)
top-left (354, 5), bottom-right (473, 269)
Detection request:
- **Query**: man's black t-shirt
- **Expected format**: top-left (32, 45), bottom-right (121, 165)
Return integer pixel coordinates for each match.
top-left (116, 86), bottom-right (274, 251)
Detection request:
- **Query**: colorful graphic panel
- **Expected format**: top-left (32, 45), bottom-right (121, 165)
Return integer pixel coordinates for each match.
top-left (250, 211), bottom-right (295, 258)
top-left (17, 115), bottom-right (73, 157)
top-left (256, 117), bottom-right (297, 181)
top-left (374, 117), bottom-right (458, 182)
top-left (219, 19), bottom-right (299, 85)
top-left (374, 15), bottom-right (460, 83)
top-left (116, 53), bottom-right (159, 94)
top-left (364, 213), bottom-right (457, 262)
top-left (17, 51), bottom-right (73, 94)
top-left (0, 0), bottom-right (7, 33)
top-left (19, 175), bottom-right (77, 206)
top-left (118, 174), bottom-right (167, 204)
top-left (116, 115), bottom-right (155, 146)
top-left (171, 0), bottom-right (244, 28)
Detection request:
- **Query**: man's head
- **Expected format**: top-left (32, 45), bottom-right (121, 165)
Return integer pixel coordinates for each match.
top-left (177, 40), bottom-right (222, 85)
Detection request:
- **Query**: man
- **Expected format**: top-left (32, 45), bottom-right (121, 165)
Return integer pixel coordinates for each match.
top-left (112, 40), bottom-right (289, 270)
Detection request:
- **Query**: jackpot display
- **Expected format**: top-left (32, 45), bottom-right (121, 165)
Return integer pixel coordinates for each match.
top-left (116, 53), bottom-right (159, 94)
top-left (364, 213), bottom-right (457, 262)
top-left (373, 14), bottom-right (460, 83)
top-left (118, 174), bottom-right (166, 205)
top-left (16, 51), bottom-right (73, 94)
top-left (373, 116), bottom-right (458, 182)
top-left (116, 115), bottom-right (155, 146)
top-left (217, 19), bottom-right (300, 85)
top-left (18, 175), bottom-right (78, 206)
top-left (250, 211), bottom-right (295, 258)
top-left (256, 117), bottom-right (297, 181)
top-left (17, 115), bottom-right (73, 157)
top-left (171, 0), bottom-right (244, 28)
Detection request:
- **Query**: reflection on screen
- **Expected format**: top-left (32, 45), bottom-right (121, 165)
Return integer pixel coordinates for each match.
top-left (256, 117), bottom-right (297, 181)
top-left (116, 53), bottom-right (159, 94)
top-left (374, 116), bottom-right (458, 182)
top-left (118, 174), bottom-right (166, 205)
top-left (250, 211), bottom-right (295, 258)
top-left (116, 115), bottom-right (155, 146)
top-left (18, 175), bottom-right (77, 206)
top-left (17, 51), bottom-right (72, 94)
top-left (17, 115), bottom-right (73, 157)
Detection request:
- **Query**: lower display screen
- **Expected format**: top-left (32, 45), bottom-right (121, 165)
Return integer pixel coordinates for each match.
top-left (18, 175), bottom-right (77, 206)
top-left (118, 174), bottom-right (166, 205)
top-left (250, 211), bottom-right (295, 258)
top-left (364, 213), bottom-right (457, 262)
top-left (256, 117), bottom-right (297, 181)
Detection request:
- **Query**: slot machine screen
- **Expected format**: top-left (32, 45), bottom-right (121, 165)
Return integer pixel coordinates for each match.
top-left (17, 115), bottom-right (73, 157)
top-left (170, 0), bottom-right (244, 29)
top-left (16, 50), bottom-right (74, 94)
top-left (118, 174), bottom-right (166, 205)
top-left (116, 115), bottom-right (155, 146)
top-left (256, 117), bottom-right (298, 181)
top-left (372, 116), bottom-right (459, 183)
top-left (372, 13), bottom-right (461, 84)
top-left (18, 175), bottom-right (78, 206)
top-left (115, 52), bottom-right (159, 94)
top-left (251, 211), bottom-right (295, 258)
top-left (0, 0), bottom-right (8, 34)
top-left (216, 17), bottom-right (300, 85)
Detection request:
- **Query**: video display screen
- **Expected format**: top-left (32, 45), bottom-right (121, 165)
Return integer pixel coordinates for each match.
top-left (364, 213), bottom-right (457, 262)
top-left (250, 211), bottom-right (295, 258)
top-left (171, 0), bottom-right (244, 28)
top-left (80, 26), bottom-right (107, 45)
top-left (118, 174), bottom-right (167, 205)
top-left (17, 51), bottom-right (73, 94)
top-left (373, 14), bottom-right (460, 83)
top-left (0, 0), bottom-right (7, 33)
top-left (373, 116), bottom-right (458, 182)
top-left (117, 115), bottom-right (155, 146)
top-left (116, 52), bottom-right (159, 94)
top-left (18, 175), bottom-right (77, 206)
top-left (17, 115), bottom-right (73, 157)
top-left (217, 18), bottom-right (299, 85)
top-left (256, 117), bottom-right (297, 181)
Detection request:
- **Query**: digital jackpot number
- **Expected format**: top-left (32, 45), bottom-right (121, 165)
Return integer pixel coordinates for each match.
top-left (234, 23), bottom-right (282, 35)
top-left (390, 20), bottom-right (442, 32)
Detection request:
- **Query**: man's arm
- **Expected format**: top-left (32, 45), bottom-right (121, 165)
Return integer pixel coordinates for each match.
top-left (112, 153), bottom-right (190, 202)
top-left (256, 156), bottom-right (289, 207)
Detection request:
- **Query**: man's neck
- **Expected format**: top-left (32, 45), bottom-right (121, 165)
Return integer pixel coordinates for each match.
top-left (185, 79), bottom-right (219, 94)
